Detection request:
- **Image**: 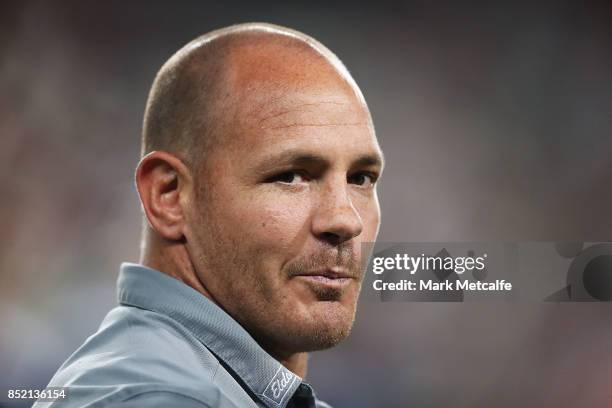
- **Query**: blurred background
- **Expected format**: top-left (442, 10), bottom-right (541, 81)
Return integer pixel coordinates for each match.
top-left (1, 1), bottom-right (612, 407)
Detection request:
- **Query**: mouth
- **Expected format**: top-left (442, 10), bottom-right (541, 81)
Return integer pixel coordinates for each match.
top-left (292, 268), bottom-right (355, 289)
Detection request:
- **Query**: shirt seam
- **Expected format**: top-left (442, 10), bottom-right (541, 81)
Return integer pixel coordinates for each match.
top-left (120, 389), bottom-right (214, 407)
top-left (210, 357), bottom-right (222, 382)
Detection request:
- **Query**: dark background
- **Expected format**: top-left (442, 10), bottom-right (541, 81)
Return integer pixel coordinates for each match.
top-left (1, 1), bottom-right (612, 406)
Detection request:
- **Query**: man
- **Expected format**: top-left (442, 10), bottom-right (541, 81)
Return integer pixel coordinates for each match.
top-left (37, 22), bottom-right (383, 407)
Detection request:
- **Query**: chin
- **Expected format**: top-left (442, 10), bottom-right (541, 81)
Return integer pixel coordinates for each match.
top-left (286, 300), bottom-right (357, 352)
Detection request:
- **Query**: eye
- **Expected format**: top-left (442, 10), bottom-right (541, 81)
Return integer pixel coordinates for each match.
top-left (267, 171), bottom-right (308, 185)
top-left (348, 172), bottom-right (377, 187)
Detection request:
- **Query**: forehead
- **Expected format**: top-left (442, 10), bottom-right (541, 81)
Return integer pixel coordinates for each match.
top-left (225, 89), bottom-right (379, 163)
top-left (204, 37), bottom-right (380, 164)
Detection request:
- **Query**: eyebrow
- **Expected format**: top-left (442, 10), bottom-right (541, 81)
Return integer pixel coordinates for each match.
top-left (252, 149), bottom-right (385, 175)
top-left (353, 153), bottom-right (384, 169)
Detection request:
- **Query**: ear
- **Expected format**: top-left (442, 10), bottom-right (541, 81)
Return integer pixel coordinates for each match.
top-left (135, 151), bottom-right (192, 241)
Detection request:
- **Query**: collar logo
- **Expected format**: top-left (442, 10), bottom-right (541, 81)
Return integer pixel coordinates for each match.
top-left (263, 367), bottom-right (296, 404)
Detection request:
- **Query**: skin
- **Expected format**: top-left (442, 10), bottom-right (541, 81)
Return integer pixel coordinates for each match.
top-left (135, 24), bottom-right (384, 378)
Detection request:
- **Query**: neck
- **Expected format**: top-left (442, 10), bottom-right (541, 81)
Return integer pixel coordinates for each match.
top-left (140, 232), bottom-right (309, 378)
top-left (277, 352), bottom-right (309, 378)
top-left (140, 231), bottom-right (217, 301)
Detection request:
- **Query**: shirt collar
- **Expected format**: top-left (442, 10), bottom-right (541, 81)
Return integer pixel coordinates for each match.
top-left (117, 262), bottom-right (302, 408)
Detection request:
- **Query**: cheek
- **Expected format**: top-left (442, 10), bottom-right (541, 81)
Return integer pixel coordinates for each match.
top-left (251, 197), bottom-right (311, 250)
top-left (218, 187), bottom-right (312, 252)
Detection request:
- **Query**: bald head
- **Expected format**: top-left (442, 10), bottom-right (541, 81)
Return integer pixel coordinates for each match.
top-left (141, 22), bottom-right (371, 168)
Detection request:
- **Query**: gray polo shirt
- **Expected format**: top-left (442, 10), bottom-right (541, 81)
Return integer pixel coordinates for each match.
top-left (35, 263), bottom-right (332, 408)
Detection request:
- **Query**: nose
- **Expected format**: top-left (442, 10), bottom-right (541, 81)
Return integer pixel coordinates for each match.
top-left (311, 179), bottom-right (364, 246)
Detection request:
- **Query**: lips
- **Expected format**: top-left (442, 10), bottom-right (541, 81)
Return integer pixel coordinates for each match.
top-left (290, 267), bottom-right (356, 293)
top-left (294, 267), bottom-right (354, 280)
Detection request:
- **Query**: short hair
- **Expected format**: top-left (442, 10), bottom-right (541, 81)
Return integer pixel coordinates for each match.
top-left (141, 31), bottom-right (223, 168)
top-left (140, 23), bottom-right (359, 169)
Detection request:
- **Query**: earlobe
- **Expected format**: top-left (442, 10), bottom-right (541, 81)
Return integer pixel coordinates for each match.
top-left (135, 151), bottom-right (190, 241)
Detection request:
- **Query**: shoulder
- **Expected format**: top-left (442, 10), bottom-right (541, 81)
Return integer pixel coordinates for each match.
top-left (43, 306), bottom-right (224, 406)
top-left (56, 306), bottom-right (216, 378)
top-left (33, 383), bottom-right (241, 408)
top-left (107, 391), bottom-right (211, 407)
top-left (105, 386), bottom-right (242, 408)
